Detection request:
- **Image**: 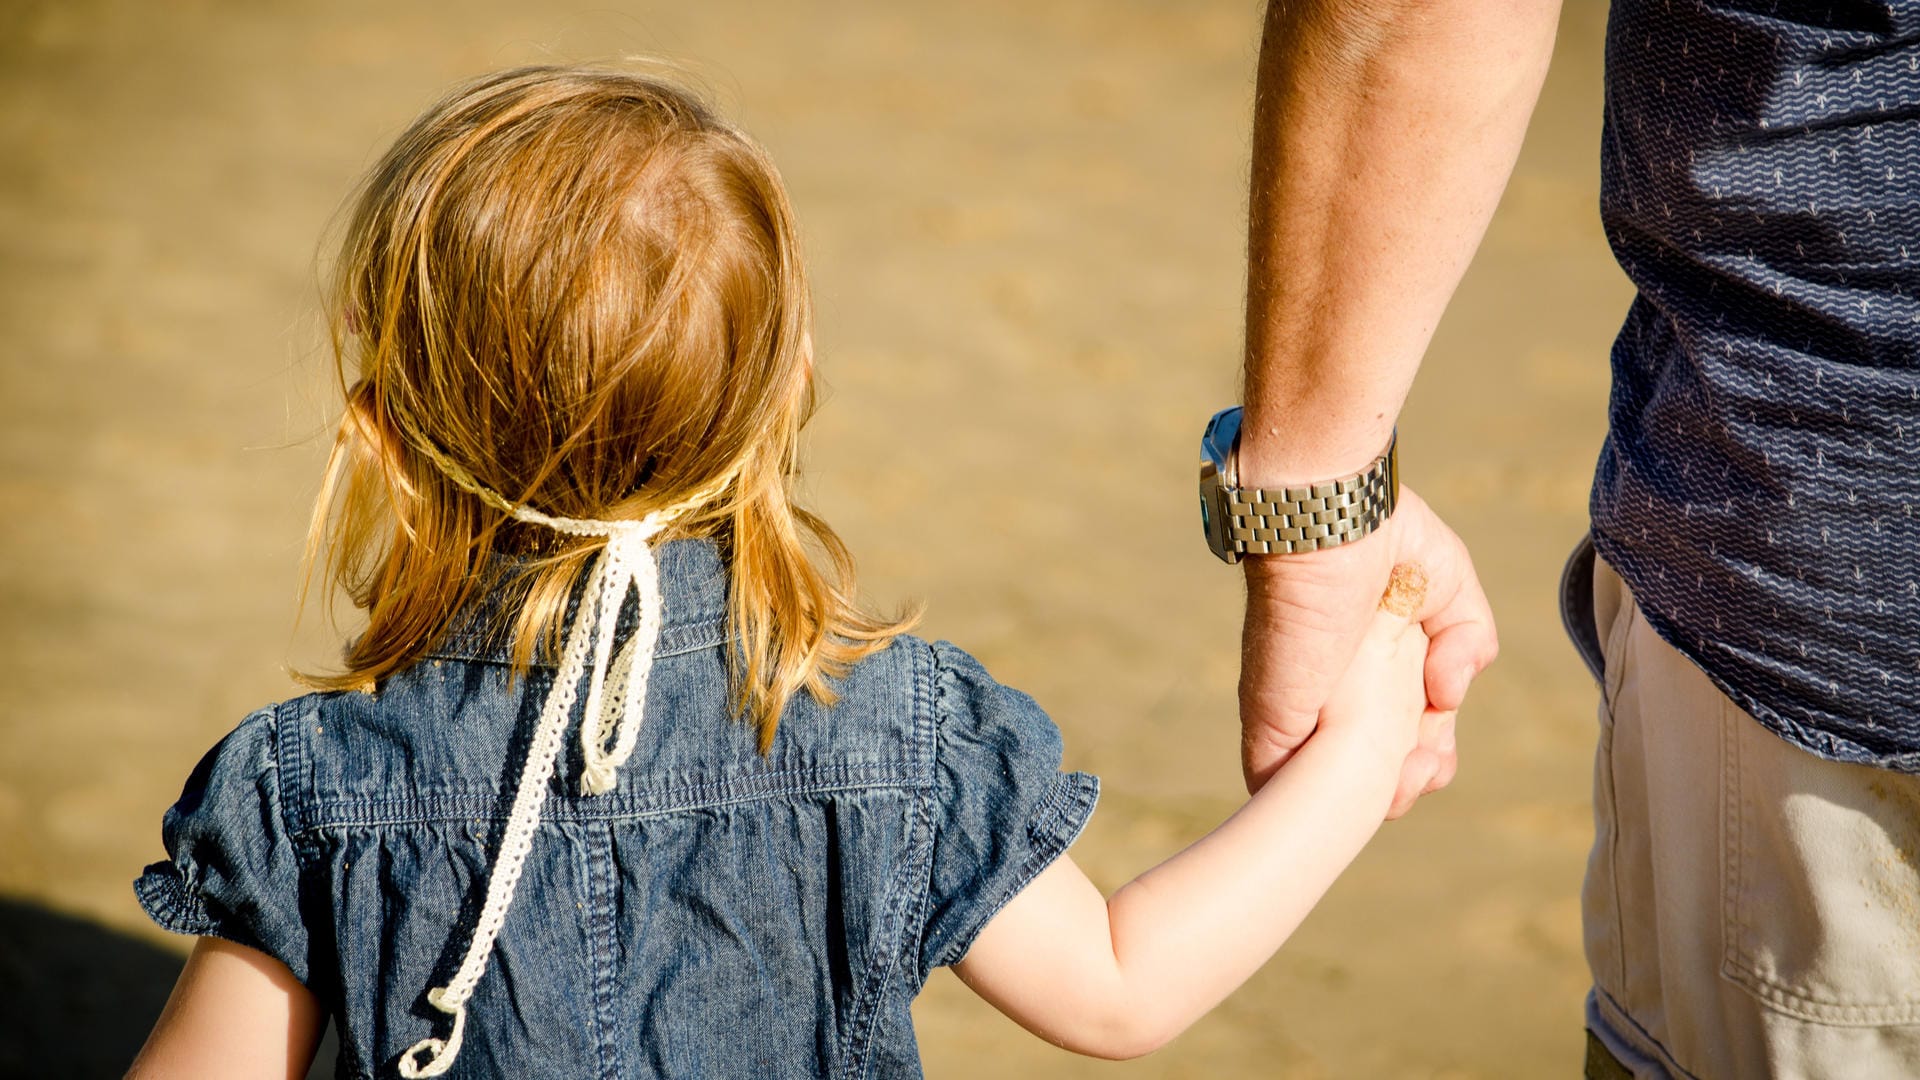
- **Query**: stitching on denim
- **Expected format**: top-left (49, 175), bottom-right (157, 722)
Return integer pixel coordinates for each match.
top-left (975, 771), bottom-right (1099, 954)
top-left (582, 825), bottom-right (622, 1080)
top-left (1024, 772), bottom-right (1100, 847)
top-left (841, 638), bottom-right (938, 1079)
top-left (843, 790), bottom-right (932, 1080)
top-left (296, 764), bottom-right (916, 833)
top-left (428, 617), bottom-right (726, 669)
top-left (915, 643), bottom-right (1103, 975)
top-left (283, 720), bottom-right (330, 866)
top-left (275, 701), bottom-right (313, 838)
top-left (133, 864), bottom-right (216, 937)
top-left (921, 640), bottom-right (963, 973)
top-left (263, 703), bottom-right (321, 899)
top-left (264, 703), bottom-right (294, 832)
top-left (569, 833), bottom-right (601, 1055)
top-left (136, 864), bottom-right (284, 982)
top-left (912, 635), bottom-right (935, 784)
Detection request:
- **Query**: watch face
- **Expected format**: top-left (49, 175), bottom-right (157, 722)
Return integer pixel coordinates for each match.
top-left (1198, 470), bottom-right (1215, 542)
top-left (1198, 406), bottom-right (1396, 562)
top-left (1199, 407), bottom-right (1243, 564)
top-left (1200, 406), bottom-right (1242, 480)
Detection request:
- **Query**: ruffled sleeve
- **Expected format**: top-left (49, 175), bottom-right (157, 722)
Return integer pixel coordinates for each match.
top-left (133, 705), bottom-right (314, 985)
top-left (918, 641), bottom-right (1099, 977)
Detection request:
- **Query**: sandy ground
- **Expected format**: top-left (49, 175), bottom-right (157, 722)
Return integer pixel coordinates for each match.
top-left (0, 1), bottom-right (1631, 1075)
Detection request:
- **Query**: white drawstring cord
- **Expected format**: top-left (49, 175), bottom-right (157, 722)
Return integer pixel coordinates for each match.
top-left (398, 504), bottom-right (670, 1078)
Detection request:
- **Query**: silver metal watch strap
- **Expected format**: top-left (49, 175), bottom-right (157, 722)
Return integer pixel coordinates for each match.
top-left (1222, 433), bottom-right (1398, 555)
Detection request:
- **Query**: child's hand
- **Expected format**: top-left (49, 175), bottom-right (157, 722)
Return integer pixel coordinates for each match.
top-left (961, 575), bottom-right (1456, 1059)
top-left (1316, 564), bottom-right (1449, 816)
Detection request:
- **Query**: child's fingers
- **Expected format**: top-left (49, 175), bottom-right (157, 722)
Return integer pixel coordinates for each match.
top-left (1372, 563), bottom-right (1433, 660)
top-left (1422, 710), bottom-right (1458, 794)
top-left (1386, 747), bottom-right (1440, 820)
top-left (1386, 709), bottom-right (1460, 819)
top-left (1422, 708), bottom-right (1457, 754)
top-left (1377, 562), bottom-right (1430, 621)
top-left (1357, 563), bottom-right (1432, 664)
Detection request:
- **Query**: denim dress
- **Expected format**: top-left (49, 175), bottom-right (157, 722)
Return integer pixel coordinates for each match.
top-left (134, 540), bottom-right (1099, 1079)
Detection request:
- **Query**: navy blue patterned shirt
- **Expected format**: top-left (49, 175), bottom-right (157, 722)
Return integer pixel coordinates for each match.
top-left (1594, 1), bottom-right (1920, 770)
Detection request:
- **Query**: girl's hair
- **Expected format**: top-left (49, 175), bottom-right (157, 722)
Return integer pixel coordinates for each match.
top-left (300, 65), bottom-right (912, 749)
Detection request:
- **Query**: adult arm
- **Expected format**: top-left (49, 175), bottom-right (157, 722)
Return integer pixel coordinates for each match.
top-left (127, 936), bottom-right (325, 1080)
top-left (1237, 0), bottom-right (1561, 797)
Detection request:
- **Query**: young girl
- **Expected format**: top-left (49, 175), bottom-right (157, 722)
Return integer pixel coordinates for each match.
top-left (131, 66), bottom-right (1436, 1079)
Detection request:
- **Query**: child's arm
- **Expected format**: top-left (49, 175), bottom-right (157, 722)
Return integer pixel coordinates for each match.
top-left (128, 936), bottom-right (326, 1079)
top-left (953, 593), bottom-right (1432, 1060)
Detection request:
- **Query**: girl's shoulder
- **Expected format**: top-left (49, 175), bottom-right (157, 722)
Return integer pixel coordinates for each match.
top-left (137, 542), bottom-right (1089, 855)
top-left (133, 630), bottom-right (1098, 1077)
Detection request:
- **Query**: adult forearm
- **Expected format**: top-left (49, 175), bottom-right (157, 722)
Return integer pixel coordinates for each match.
top-left (1241, 0), bottom-right (1559, 484)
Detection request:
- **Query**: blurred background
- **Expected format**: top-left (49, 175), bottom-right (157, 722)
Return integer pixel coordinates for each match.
top-left (0, 1), bottom-right (1631, 1075)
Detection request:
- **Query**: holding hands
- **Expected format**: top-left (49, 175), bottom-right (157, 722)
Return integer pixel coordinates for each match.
top-left (1241, 488), bottom-right (1497, 816)
top-left (955, 560), bottom-right (1483, 1059)
top-left (1312, 559), bottom-right (1458, 808)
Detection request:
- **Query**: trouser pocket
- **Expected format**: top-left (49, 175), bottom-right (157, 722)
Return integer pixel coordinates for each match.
top-left (1580, 546), bottom-right (1920, 1077)
top-left (1721, 716), bottom-right (1920, 1026)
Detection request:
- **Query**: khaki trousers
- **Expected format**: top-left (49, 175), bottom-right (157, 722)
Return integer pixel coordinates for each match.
top-left (1573, 543), bottom-right (1920, 1079)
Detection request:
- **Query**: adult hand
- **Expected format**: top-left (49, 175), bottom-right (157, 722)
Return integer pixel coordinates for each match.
top-left (1238, 486), bottom-right (1496, 804)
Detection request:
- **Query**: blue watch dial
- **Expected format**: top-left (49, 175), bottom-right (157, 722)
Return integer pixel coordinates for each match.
top-left (1200, 406), bottom-right (1242, 477)
top-left (1199, 407), bottom-right (1243, 562)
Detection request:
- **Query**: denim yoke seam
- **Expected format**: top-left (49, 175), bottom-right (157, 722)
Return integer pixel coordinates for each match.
top-left (837, 640), bottom-right (937, 1080)
top-left (276, 701), bottom-right (370, 1074)
top-left (274, 699), bottom-right (308, 840)
top-left (272, 699), bottom-right (327, 943)
top-left (582, 823), bottom-right (621, 1080)
top-left (290, 765), bottom-right (916, 832)
top-left (428, 620), bottom-right (727, 669)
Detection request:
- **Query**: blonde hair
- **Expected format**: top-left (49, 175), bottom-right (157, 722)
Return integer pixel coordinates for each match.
top-left (301, 65), bottom-right (912, 749)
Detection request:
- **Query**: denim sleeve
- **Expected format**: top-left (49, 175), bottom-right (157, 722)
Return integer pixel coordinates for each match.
top-left (920, 641), bottom-right (1099, 976)
top-left (133, 705), bottom-right (314, 985)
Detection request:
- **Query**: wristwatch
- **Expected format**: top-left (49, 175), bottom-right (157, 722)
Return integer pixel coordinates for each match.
top-left (1198, 406), bottom-right (1398, 564)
